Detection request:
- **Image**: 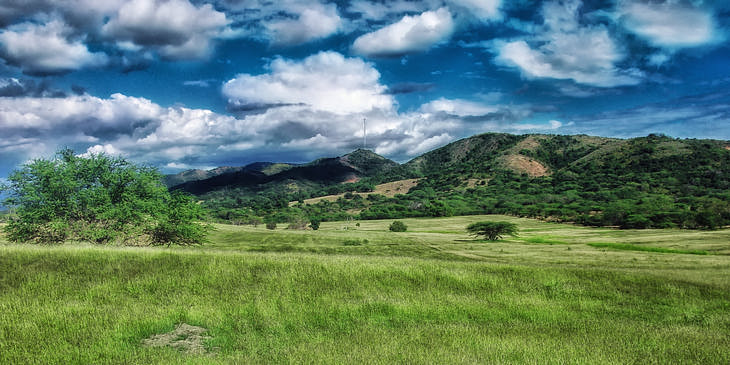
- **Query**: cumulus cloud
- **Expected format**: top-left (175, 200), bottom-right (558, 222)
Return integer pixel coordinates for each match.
top-left (352, 7), bottom-right (455, 57)
top-left (223, 51), bottom-right (393, 115)
top-left (494, 0), bottom-right (642, 88)
top-left (420, 98), bottom-right (498, 117)
top-left (619, 1), bottom-right (720, 49)
top-left (561, 91), bottom-right (730, 139)
top-left (0, 78), bottom-right (67, 97)
top-left (347, 0), bottom-right (426, 22)
top-left (448, 0), bottom-right (501, 22)
top-left (0, 20), bottom-right (107, 74)
top-left (102, 0), bottom-right (229, 59)
top-left (263, 2), bottom-right (342, 45)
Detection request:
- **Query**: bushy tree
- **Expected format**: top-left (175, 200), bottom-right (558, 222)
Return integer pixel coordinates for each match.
top-left (466, 221), bottom-right (518, 241)
top-left (1, 149), bottom-right (209, 245)
top-left (389, 220), bottom-right (407, 232)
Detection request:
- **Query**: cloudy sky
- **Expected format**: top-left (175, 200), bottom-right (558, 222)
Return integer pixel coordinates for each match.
top-left (0, 0), bottom-right (729, 177)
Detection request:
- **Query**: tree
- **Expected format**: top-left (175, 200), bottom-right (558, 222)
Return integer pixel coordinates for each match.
top-left (309, 219), bottom-right (320, 230)
top-left (2, 149), bottom-right (209, 245)
top-left (466, 221), bottom-right (518, 241)
top-left (389, 220), bottom-right (407, 232)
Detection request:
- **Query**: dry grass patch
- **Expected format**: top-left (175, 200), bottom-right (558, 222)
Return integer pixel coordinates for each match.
top-left (294, 178), bottom-right (420, 206)
top-left (499, 154), bottom-right (550, 177)
top-left (141, 323), bottom-right (213, 355)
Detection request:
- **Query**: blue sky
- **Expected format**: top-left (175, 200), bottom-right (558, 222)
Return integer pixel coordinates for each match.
top-left (0, 0), bottom-right (729, 178)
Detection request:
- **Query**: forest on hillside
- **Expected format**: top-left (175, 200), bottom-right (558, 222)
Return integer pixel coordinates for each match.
top-left (195, 134), bottom-right (730, 230)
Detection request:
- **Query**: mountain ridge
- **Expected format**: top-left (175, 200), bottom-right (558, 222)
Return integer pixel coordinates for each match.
top-left (168, 132), bottom-right (730, 229)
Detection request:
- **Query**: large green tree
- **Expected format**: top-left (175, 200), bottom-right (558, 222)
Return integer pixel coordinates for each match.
top-left (466, 221), bottom-right (518, 241)
top-left (1, 149), bottom-right (209, 245)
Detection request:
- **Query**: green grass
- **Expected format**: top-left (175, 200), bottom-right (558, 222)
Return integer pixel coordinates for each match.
top-left (587, 242), bottom-right (711, 255)
top-left (1, 217), bottom-right (729, 364)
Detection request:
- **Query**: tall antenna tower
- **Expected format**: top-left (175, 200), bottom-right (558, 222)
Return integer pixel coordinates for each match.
top-left (362, 117), bottom-right (367, 149)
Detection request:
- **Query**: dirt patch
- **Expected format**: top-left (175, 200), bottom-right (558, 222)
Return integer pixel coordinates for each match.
top-left (141, 323), bottom-right (213, 355)
top-left (513, 136), bottom-right (543, 152)
top-left (502, 155), bottom-right (550, 177)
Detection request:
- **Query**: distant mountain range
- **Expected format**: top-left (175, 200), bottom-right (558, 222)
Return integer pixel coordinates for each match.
top-left (167, 133), bottom-right (730, 196)
top-left (165, 148), bottom-right (399, 194)
top-left (166, 132), bottom-right (730, 229)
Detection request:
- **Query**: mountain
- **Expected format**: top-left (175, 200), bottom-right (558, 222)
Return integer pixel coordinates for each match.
top-left (173, 132), bottom-right (729, 230)
top-left (163, 162), bottom-right (295, 188)
top-left (169, 149), bottom-right (399, 195)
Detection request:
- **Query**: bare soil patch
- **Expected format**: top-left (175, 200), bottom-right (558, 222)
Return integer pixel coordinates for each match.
top-left (141, 323), bottom-right (213, 355)
top-left (501, 155), bottom-right (550, 177)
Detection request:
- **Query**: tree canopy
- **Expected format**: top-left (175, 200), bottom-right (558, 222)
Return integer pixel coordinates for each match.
top-left (1, 149), bottom-right (209, 245)
top-left (466, 221), bottom-right (518, 241)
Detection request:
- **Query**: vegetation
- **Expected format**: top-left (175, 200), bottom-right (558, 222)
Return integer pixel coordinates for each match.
top-left (587, 242), bottom-right (710, 255)
top-left (1, 215), bottom-right (728, 363)
top-left (466, 221), bottom-right (518, 240)
top-left (1, 149), bottom-right (208, 245)
top-left (389, 220), bottom-right (407, 232)
top-left (179, 134), bottom-right (729, 231)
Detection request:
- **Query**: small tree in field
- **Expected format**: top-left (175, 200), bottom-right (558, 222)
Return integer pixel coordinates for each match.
top-left (1, 149), bottom-right (209, 245)
top-left (466, 221), bottom-right (518, 241)
top-left (389, 220), bottom-right (407, 232)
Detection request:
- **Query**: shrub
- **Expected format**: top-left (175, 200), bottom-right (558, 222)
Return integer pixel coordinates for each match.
top-left (2, 149), bottom-right (209, 245)
top-left (466, 221), bottom-right (518, 241)
top-left (389, 220), bottom-right (407, 232)
top-left (266, 222), bottom-right (277, 230)
top-left (309, 219), bottom-right (321, 230)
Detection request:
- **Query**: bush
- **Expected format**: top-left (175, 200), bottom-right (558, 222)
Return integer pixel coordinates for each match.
top-left (466, 221), bottom-right (518, 241)
top-left (309, 219), bottom-right (321, 230)
top-left (266, 222), bottom-right (277, 230)
top-left (389, 220), bottom-right (407, 232)
top-left (2, 149), bottom-right (209, 245)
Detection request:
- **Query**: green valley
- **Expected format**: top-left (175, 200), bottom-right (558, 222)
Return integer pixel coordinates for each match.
top-left (1, 216), bottom-right (728, 363)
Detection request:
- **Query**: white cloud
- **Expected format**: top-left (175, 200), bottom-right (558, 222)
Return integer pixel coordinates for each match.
top-left (80, 144), bottom-right (121, 157)
top-left (619, 1), bottom-right (719, 49)
top-left (348, 0), bottom-right (427, 22)
top-left (0, 20), bottom-right (107, 74)
top-left (420, 98), bottom-right (498, 117)
top-left (102, 0), bottom-right (229, 59)
top-left (264, 2), bottom-right (342, 45)
top-left (447, 0), bottom-right (501, 22)
top-left (352, 7), bottom-right (455, 57)
top-left (511, 119), bottom-right (563, 131)
top-left (223, 51), bottom-right (393, 115)
top-left (406, 132), bottom-right (454, 156)
top-left (494, 0), bottom-right (642, 87)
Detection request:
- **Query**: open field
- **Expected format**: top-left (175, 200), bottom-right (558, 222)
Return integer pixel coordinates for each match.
top-left (1, 216), bottom-right (729, 364)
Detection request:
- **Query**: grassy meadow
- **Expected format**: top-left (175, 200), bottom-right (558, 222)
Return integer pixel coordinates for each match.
top-left (1, 216), bottom-right (729, 364)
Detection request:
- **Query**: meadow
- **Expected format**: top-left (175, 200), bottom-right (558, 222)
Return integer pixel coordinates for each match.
top-left (1, 216), bottom-right (729, 364)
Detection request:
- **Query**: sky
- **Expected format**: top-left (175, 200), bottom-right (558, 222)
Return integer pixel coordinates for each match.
top-left (0, 0), bottom-right (729, 178)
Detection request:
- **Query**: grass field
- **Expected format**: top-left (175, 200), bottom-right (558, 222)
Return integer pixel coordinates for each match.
top-left (1, 216), bottom-right (729, 364)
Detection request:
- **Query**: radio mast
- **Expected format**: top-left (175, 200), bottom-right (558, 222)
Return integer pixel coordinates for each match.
top-left (362, 117), bottom-right (367, 149)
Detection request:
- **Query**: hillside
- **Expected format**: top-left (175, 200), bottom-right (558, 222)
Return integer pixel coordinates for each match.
top-left (185, 133), bottom-right (730, 229)
top-left (163, 162), bottom-right (294, 188)
top-left (171, 149), bottom-right (399, 196)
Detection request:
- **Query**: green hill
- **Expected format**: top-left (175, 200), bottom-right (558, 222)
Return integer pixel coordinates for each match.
top-left (178, 133), bottom-right (730, 229)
